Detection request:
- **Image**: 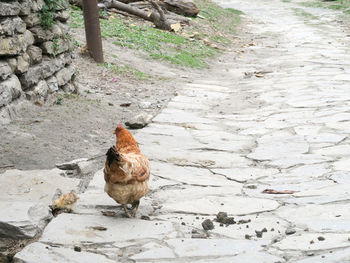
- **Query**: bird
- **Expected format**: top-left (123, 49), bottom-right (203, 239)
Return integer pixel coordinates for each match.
top-left (103, 124), bottom-right (150, 218)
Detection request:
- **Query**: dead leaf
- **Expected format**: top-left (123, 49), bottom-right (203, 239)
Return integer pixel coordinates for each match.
top-left (203, 39), bottom-right (219, 49)
top-left (89, 226), bottom-right (107, 231)
top-left (170, 23), bottom-right (181, 32)
top-left (255, 74), bottom-right (265, 78)
top-left (262, 189), bottom-right (296, 194)
top-left (101, 210), bottom-right (116, 217)
top-left (255, 70), bottom-right (272, 74)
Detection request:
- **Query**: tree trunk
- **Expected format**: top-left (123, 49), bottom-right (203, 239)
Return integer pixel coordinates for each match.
top-left (82, 0), bottom-right (104, 63)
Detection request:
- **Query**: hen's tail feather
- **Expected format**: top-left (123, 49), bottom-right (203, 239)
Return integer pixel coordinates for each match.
top-left (106, 146), bottom-right (120, 167)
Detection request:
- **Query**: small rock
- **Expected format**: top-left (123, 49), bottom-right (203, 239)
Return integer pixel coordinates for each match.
top-left (271, 228), bottom-right (275, 232)
top-left (219, 223), bottom-right (224, 227)
top-left (215, 211), bottom-right (235, 225)
top-left (238, 219), bottom-right (251, 224)
top-left (27, 45), bottom-right (42, 65)
top-left (56, 65), bottom-right (75, 87)
top-left (285, 228), bottom-right (296, 235)
top-left (7, 58), bottom-right (17, 72)
top-left (306, 252), bottom-right (314, 257)
top-left (74, 246), bottom-right (81, 252)
top-left (0, 2), bottom-right (20, 17)
top-left (47, 76), bottom-right (59, 93)
top-left (245, 234), bottom-right (251, 240)
top-left (216, 212), bottom-right (228, 221)
top-left (125, 113), bottom-right (153, 129)
top-left (262, 227), bottom-right (267, 233)
top-left (16, 53), bottom-right (30, 74)
top-left (0, 61), bottom-right (12, 80)
top-left (191, 229), bottom-right (198, 234)
top-left (310, 240), bottom-right (314, 244)
top-left (223, 217), bottom-right (236, 225)
top-left (181, 222), bottom-right (186, 226)
top-left (318, 236), bottom-right (325, 241)
top-left (0, 30), bottom-right (34, 56)
top-left (202, 219), bottom-right (214, 231)
top-left (141, 215), bottom-right (150, 220)
top-left (255, 230), bottom-right (263, 238)
top-left (56, 158), bottom-right (88, 170)
top-left (108, 102), bottom-right (113, 106)
top-left (0, 74), bottom-right (22, 107)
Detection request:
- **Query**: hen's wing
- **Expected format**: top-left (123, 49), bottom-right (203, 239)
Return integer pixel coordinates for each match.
top-left (104, 147), bottom-right (150, 184)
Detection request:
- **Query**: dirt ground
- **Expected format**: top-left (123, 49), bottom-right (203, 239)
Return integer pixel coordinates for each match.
top-left (0, 20), bottom-right (244, 172)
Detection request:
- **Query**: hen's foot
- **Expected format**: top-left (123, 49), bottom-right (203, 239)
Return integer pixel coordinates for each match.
top-left (131, 200), bottom-right (140, 217)
top-left (122, 205), bottom-right (132, 218)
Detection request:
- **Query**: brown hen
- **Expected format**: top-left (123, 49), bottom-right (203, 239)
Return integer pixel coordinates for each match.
top-left (103, 124), bottom-right (150, 217)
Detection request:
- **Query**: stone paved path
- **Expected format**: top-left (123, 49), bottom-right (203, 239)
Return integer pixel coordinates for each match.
top-left (12, 0), bottom-right (350, 262)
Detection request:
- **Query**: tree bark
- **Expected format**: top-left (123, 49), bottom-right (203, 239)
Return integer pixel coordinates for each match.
top-left (82, 0), bottom-right (104, 63)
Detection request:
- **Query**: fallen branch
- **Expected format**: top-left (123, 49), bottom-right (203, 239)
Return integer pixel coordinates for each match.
top-left (103, 0), bottom-right (171, 30)
top-left (109, 7), bottom-right (139, 18)
top-left (129, 2), bottom-right (190, 24)
top-left (149, 0), bottom-right (171, 30)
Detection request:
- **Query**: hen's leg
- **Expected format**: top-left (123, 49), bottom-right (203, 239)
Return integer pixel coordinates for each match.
top-left (122, 205), bottom-right (132, 218)
top-left (131, 200), bottom-right (140, 217)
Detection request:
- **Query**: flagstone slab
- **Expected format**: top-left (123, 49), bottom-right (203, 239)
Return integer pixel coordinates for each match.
top-left (40, 213), bottom-right (175, 244)
top-left (13, 242), bottom-right (115, 263)
top-left (160, 195), bottom-right (280, 215)
top-left (273, 233), bottom-right (350, 251)
top-left (276, 203), bottom-right (350, 232)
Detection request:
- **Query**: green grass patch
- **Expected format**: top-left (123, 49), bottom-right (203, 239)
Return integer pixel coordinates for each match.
top-left (69, 6), bottom-right (84, 28)
top-left (193, 0), bottom-right (242, 40)
top-left (300, 1), bottom-right (324, 8)
top-left (104, 16), bottom-right (217, 68)
top-left (53, 92), bottom-right (100, 106)
top-left (300, 0), bottom-right (350, 15)
top-left (292, 8), bottom-right (319, 20)
top-left (281, 0), bottom-right (291, 3)
top-left (102, 62), bottom-right (151, 80)
top-left (329, 4), bottom-right (344, 10)
top-left (69, 0), bottom-right (242, 68)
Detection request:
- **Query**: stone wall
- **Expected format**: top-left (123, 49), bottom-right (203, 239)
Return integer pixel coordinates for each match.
top-left (0, 0), bottom-right (75, 122)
